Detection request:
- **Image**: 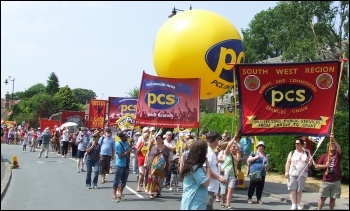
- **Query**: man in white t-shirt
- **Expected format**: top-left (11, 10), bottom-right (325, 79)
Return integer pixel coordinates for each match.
top-left (204, 130), bottom-right (227, 210)
top-left (163, 131), bottom-right (176, 188)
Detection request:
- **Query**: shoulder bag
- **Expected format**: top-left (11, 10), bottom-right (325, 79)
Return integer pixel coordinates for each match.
top-left (249, 157), bottom-right (264, 183)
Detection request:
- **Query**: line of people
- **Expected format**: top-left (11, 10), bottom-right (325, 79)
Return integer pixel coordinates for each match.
top-left (6, 124), bottom-right (341, 210)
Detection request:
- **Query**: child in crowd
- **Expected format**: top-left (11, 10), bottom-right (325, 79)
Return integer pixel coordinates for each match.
top-left (169, 154), bottom-right (180, 191)
top-left (22, 134), bottom-right (28, 152)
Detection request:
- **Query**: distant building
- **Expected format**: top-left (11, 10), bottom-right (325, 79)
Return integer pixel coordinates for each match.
top-left (1, 92), bottom-right (20, 120)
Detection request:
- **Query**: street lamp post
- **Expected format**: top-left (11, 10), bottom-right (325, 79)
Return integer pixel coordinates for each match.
top-left (4, 76), bottom-right (15, 110)
top-left (168, 5), bottom-right (192, 18)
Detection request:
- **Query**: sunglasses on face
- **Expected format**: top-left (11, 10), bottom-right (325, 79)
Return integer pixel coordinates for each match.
top-left (295, 142), bottom-right (301, 145)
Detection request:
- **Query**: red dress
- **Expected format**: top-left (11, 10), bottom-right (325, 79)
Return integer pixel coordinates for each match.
top-left (137, 137), bottom-right (146, 167)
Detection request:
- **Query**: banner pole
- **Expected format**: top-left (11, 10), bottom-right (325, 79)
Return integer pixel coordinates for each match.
top-left (326, 53), bottom-right (348, 175)
top-left (228, 63), bottom-right (237, 136)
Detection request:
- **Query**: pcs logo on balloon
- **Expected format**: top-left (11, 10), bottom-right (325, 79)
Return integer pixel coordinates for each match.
top-left (153, 10), bottom-right (245, 99)
top-left (206, 39), bottom-right (245, 89)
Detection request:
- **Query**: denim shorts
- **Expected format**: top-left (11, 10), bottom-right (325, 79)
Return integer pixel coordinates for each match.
top-left (113, 166), bottom-right (130, 188)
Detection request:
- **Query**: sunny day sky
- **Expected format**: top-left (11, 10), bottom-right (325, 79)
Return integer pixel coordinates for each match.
top-left (1, 1), bottom-right (278, 100)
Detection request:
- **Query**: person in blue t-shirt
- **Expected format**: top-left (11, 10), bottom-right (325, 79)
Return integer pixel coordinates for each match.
top-left (98, 128), bottom-right (115, 183)
top-left (112, 130), bottom-right (134, 203)
top-left (239, 136), bottom-right (253, 171)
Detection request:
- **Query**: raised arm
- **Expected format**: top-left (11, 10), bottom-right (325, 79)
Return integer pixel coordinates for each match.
top-left (330, 133), bottom-right (341, 155)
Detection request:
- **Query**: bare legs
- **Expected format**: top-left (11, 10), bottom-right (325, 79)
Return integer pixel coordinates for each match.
top-left (137, 172), bottom-right (144, 191)
top-left (77, 158), bottom-right (84, 172)
top-left (318, 197), bottom-right (336, 210)
top-left (226, 187), bottom-right (234, 208)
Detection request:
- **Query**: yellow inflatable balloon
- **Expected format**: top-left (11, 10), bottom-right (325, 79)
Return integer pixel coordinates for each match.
top-left (153, 10), bottom-right (245, 99)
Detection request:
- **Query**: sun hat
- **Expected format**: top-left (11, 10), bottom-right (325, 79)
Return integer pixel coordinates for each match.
top-left (142, 127), bottom-right (149, 133)
top-left (92, 130), bottom-right (100, 137)
top-left (257, 141), bottom-right (265, 147)
top-left (172, 154), bottom-right (180, 161)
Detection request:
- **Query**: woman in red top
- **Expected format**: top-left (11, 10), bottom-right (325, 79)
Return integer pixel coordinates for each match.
top-left (136, 127), bottom-right (151, 192)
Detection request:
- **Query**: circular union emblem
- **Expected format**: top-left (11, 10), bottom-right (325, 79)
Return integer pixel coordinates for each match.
top-left (244, 75), bottom-right (260, 91)
top-left (316, 73), bottom-right (333, 89)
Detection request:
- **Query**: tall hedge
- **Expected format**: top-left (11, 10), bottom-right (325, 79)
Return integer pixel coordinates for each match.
top-left (199, 112), bottom-right (349, 183)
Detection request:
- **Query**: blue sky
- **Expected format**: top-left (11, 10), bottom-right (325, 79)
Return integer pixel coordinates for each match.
top-left (1, 1), bottom-right (278, 100)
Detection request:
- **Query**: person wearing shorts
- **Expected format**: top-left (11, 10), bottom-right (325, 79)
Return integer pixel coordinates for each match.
top-left (285, 139), bottom-right (311, 210)
top-left (314, 134), bottom-right (342, 210)
top-left (221, 139), bottom-right (240, 210)
top-left (76, 128), bottom-right (90, 173)
top-left (99, 128), bottom-right (115, 184)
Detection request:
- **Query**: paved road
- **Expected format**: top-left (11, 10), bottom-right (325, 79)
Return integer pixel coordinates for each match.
top-left (1, 143), bottom-right (349, 210)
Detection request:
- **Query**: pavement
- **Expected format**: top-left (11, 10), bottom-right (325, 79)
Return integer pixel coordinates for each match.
top-left (1, 153), bottom-right (349, 210)
top-left (1, 155), bottom-right (12, 202)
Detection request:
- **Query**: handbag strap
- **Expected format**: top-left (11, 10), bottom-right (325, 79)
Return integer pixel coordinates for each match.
top-left (230, 154), bottom-right (237, 177)
top-left (119, 141), bottom-right (130, 165)
top-left (259, 156), bottom-right (265, 171)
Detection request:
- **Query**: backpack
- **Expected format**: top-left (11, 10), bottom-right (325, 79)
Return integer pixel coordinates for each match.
top-left (290, 150), bottom-right (312, 176)
top-left (290, 150), bottom-right (309, 160)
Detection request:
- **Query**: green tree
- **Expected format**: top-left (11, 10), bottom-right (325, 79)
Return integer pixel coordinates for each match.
top-left (17, 93), bottom-right (61, 117)
top-left (46, 72), bottom-right (60, 95)
top-left (242, 1), bottom-right (349, 111)
top-left (242, 1), bottom-right (349, 63)
top-left (15, 83), bottom-right (46, 100)
top-left (126, 87), bottom-right (140, 98)
top-left (72, 88), bottom-right (97, 104)
top-left (56, 86), bottom-right (80, 111)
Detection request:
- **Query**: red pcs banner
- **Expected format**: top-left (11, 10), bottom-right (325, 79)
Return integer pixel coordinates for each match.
top-left (235, 60), bottom-right (341, 136)
top-left (134, 71), bottom-right (200, 128)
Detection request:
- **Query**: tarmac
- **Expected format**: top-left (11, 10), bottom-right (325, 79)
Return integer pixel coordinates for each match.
top-left (1, 154), bottom-right (349, 209)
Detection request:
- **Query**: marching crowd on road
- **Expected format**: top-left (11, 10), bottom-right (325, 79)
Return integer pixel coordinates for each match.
top-left (1, 124), bottom-right (343, 210)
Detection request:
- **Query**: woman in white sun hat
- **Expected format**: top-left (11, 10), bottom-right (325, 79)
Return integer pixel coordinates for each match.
top-left (247, 141), bottom-right (269, 205)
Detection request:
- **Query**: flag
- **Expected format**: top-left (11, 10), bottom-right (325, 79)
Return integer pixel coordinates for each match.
top-left (254, 136), bottom-right (259, 150)
top-left (316, 136), bottom-right (325, 148)
top-left (309, 136), bottom-right (325, 145)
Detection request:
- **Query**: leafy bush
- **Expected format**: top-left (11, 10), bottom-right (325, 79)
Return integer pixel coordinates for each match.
top-left (200, 112), bottom-right (349, 183)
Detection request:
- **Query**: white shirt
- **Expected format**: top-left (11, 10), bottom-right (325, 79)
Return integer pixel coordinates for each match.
top-left (62, 130), bottom-right (69, 142)
top-left (206, 146), bottom-right (220, 193)
top-left (164, 139), bottom-right (176, 158)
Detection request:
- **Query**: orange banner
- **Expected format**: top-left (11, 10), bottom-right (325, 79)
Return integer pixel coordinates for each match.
top-left (88, 99), bottom-right (107, 129)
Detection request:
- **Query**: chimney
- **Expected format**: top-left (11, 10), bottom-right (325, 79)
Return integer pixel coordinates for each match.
top-left (5, 92), bottom-right (10, 109)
